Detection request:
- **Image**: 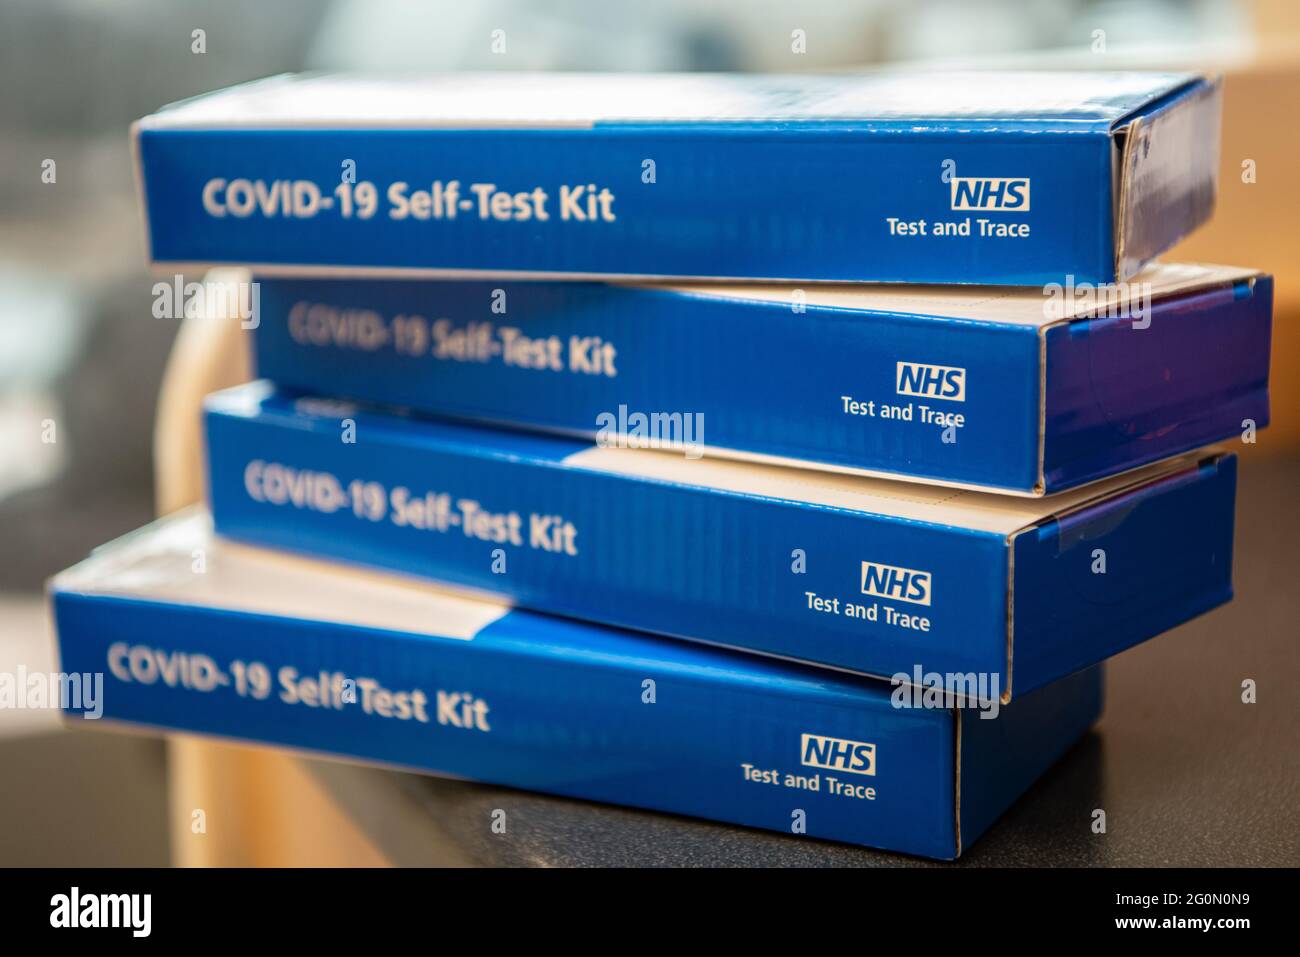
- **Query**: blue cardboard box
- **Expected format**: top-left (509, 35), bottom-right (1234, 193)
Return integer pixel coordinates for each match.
top-left (204, 382), bottom-right (1237, 700)
top-left (251, 263), bottom-right (1271, 495)
top-left (50, 512), bottom-right (1104, 859)
top-left (135, 71), bottom-right (1220, 285)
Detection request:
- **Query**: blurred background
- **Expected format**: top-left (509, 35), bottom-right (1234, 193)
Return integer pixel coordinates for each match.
top-left (1, 0), bottom-right (1296, 866)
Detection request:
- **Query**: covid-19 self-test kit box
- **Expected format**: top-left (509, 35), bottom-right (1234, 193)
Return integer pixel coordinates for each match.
top-left (203, 382), bottom-right (1237, 701)
top-left (51, 511), bottom-right (1104, 860)
top-left (251, 263), bottom-right (1271, 496)
top-left (135, 71), bottom-right (1220, 285)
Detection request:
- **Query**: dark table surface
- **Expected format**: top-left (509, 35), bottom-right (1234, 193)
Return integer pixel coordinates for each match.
top-left (299, 454), bottom-right (1300, 867)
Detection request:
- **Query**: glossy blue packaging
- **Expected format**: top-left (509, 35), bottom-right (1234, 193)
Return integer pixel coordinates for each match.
top-left (135, 71), bottom-right (1220, 285)
top-left (251, 264), bottom-right (1271, 495)
top-left (50, 512), bottom-right (1104, 859)
top-left (203, 382), bottom-right (1237, 700)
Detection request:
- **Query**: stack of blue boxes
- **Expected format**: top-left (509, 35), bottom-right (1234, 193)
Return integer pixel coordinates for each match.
top-left (54, 72), bottom-right (1272, 858)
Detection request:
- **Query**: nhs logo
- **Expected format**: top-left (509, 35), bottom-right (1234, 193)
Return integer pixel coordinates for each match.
top-left (861, 561), bottom-right (932, 606)
top-left (896, 361), bottom-right (966, 402)
top-left (950, 176), bottom-right (1030, 212)
top-left (801, 733), bottom-right (877, 776)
